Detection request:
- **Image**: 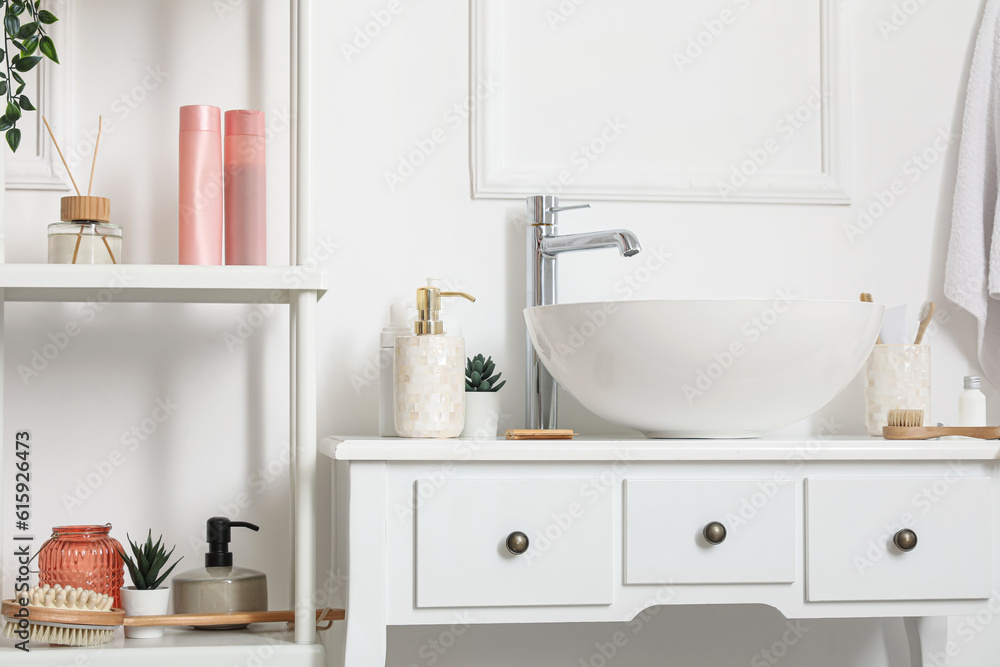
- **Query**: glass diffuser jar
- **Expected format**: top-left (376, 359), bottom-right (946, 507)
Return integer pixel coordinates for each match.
top-left (48, 196), bottom-right (121, 265)
top-left (38, 524), bottom-right (125, 609)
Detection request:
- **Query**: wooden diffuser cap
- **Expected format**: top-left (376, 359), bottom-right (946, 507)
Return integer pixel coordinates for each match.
top-left (61, 196), bottom-right (110, 223)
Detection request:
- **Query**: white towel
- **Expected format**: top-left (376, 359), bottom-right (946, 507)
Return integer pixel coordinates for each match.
top-left (945, 0), bottom-right (1000, 386)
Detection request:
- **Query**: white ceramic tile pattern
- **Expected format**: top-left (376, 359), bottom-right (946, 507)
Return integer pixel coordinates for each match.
top-left (394, 335), bottom-right (466, 437)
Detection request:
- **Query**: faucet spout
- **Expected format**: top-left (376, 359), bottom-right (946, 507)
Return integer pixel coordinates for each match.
top-left (540, 230), bottom-right (642, 258)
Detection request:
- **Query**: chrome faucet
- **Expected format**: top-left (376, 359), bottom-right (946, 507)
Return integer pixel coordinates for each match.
top-left (525, 195), bottom-right (642, 429)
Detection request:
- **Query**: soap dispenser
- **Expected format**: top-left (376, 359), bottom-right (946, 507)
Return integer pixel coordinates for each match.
top-left (172, 517), bottom-right (268, 629)
top-left (395, 286), bottom-right (475, 438)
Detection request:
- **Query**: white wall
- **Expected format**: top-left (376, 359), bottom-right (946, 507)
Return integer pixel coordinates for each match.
top-left (4, 0), bottom-right (1000, 666)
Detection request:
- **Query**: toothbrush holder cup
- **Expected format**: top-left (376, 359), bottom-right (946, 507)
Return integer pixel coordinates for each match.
top-left (864, 344), bottom-right (930, 436)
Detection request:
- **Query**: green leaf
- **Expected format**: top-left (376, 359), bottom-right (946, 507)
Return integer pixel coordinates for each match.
top-left (15, 82), bottom-right (24, 95)
top-left (21, 35), bottom-right (36, 55)
top-left (16, 21), bottom-right (36, 39)
top-left (11, 71), bottom-right (24, 85)
top-left (470, 370), bottom-right (481, 385)
top-left (465, 381), bottom-right (474, 391)
top-left (37, 9), bottom-right (57, 24)
top-left (491, 379), bottom-right (506, 392)
top-left (13, 54), bottom-right (41, 71)
top-left (485, 373), bottom-right (502, 386)
top-left (118, 548), bottom-right (143, 590)
top-left (473, 359), bottom-right (483, 373)
top-left (38, 35), bottom-right (56, 63)
top-left (480, 380), bottom-right (491, 391)
top-left (5, 102), bottom-right (20, 120)
top-left (151, 557), bottom-right (182, 590)
top-left (0, 82), bottom-right (7, 97)
top-left (137, 532), bottom-right (152, 574)
top-left (483, 361), bottom-right (494, 377)
top-left (8, 2), bottom-right (24, 16)
top-left (4, 14), bottom-right (19, 39)
top-left (18, 94), bottom-right (33, 111)
top-left (0, 115), bottom-right (12, 131)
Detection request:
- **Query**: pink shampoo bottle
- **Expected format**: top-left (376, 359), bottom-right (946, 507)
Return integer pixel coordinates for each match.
top-left (179, 105), bottom-right (224, 265)
top-left (224, 110), bottom-right (266, 265)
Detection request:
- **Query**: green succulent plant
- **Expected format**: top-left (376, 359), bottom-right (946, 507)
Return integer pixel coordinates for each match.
top-left (117, 531), bottom-right (182, 591)
top-left (466, 353), bottom-right (506, 392)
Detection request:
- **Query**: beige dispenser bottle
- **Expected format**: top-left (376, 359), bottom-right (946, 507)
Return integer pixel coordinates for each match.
top-left (172, 517), bottom-right (267, 629)
top-left (395, 286), bottom-right (475, 438)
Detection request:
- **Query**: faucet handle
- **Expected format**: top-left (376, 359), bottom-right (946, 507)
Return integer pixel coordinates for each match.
top-left (526, 195), bottom-right (591, 226)
top-left (548, 203), bottom-right (590, 213)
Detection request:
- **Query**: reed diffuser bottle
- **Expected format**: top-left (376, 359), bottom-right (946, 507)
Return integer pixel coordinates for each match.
top-left (48, 197), bottom-right (121, 264)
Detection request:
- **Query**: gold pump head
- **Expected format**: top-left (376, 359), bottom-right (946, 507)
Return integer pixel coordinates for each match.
top-left (414, 287), bottom-right (475, 335)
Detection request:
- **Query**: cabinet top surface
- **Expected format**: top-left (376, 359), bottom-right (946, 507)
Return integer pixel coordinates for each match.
top-left (323, 436), bottom-right (1000, 462)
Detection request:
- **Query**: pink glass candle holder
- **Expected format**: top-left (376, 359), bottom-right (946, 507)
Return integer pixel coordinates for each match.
top-left (38, 524), bottom-right (125, 609)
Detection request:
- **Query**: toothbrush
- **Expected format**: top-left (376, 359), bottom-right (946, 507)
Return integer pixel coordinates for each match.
top-left (914, 301), bottom-right (934, 344)
top-left (860, 293), bottom-right (882, 344)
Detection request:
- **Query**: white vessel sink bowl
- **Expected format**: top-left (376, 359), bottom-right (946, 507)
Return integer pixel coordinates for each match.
top-left (525, 299), bottom-right (884, 438)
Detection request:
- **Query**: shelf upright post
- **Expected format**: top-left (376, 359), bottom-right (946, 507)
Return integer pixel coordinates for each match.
top-left (0, 133), bottom-right (5, 597)
top-left (291, 0), bottom-right (318, 646)
top-left (288, 0), bottom-right (299, 614)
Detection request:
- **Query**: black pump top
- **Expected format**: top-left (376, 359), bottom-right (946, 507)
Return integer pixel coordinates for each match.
top-left (205, 516), bottom-right (260, 567)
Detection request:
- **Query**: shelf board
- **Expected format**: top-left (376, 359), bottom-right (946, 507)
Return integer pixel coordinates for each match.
top-left (0, 626), bottom-right (325, 666)
top-left (0, 264), bottom-right (327, 304)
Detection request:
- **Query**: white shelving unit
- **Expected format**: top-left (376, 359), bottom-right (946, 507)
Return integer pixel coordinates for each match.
top-left (0, 1), bottom-right (328, 664)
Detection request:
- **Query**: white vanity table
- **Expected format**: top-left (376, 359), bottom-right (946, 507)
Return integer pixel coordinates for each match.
top-left (322, 436), bottom-right (1000, 667)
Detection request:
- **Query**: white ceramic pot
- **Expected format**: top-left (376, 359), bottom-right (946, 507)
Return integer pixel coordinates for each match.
top-left (121, 586), bottom-right (171, 638)
top-left (461, 392), bottom-right (501, 438)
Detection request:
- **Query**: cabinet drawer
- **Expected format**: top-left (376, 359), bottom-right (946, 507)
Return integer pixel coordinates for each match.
top-left (625, 479), bottom-right (796, 584)
top-left (806, 477), bottom-right (992, 602)
top-left (415, 478), bottom-right (613, 608)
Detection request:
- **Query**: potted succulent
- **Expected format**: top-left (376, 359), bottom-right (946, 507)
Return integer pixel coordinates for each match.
top-left (461, 353), bottom-right (506, 438)
top-left (117, 531), bottom-right (182, 638)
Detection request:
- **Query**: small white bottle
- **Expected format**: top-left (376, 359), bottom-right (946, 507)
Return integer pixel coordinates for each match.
top-left (379, 302), bottom-right (413, 437)
top-left (395, 286), bottom-right (476, 438)
top-left (958, 376), bottom-right (987, 427)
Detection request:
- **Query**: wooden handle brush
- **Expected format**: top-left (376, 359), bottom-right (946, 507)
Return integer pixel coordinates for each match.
top-left (882, 409), bottom-right (1000, 440)
top-left (2, 599), bottom-right (342, 647)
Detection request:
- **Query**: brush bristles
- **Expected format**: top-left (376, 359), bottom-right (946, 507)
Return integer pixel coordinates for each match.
top-left (887, 409), bottom-right (925, 427)
top-left (918, 301), bottom-right (933, 321)
top-left (3, 618), bottom-right (114, 647)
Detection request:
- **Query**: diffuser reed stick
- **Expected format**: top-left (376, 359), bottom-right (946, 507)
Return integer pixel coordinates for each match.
top-left (42, 116), bottom-right (81, 196)
top-left (88, 116), bottom-right (102, 196)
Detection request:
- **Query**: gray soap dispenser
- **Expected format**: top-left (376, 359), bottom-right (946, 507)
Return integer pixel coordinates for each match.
top-left (172, 517), bottom-right (268, 629)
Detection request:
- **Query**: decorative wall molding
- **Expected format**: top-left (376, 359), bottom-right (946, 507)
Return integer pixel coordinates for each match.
top-left (5, 0), bottom-right (73, 191)
top-left (471, 0), bottom-right (853, 205)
